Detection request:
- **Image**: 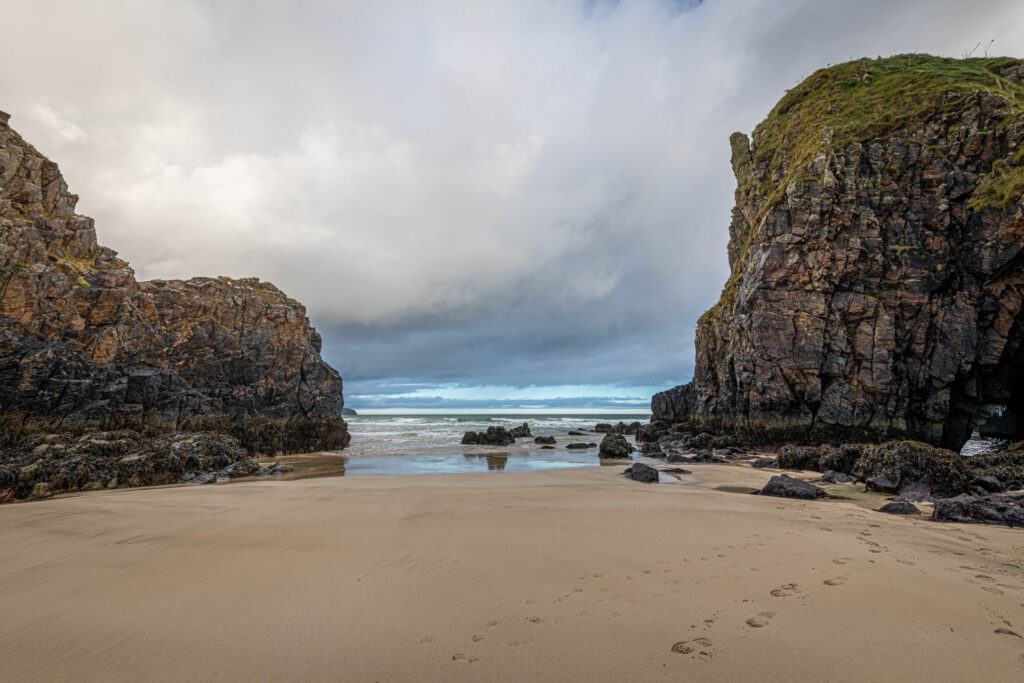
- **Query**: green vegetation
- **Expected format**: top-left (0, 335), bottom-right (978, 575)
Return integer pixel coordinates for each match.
top-left (14, 262), bottom-right (27, 269)
top-left (699, 54), bottom-right (1024, 329)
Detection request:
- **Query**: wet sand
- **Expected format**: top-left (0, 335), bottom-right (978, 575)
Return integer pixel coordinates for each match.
top-left (1, 464), bottom-right (1023, 681)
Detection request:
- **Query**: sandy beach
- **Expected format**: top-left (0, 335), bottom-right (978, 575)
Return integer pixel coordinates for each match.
top-left (1, 464), bottom-right (1023, 682)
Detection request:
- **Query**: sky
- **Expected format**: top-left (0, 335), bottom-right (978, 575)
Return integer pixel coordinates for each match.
top-left (2, 0), bottom-right (1023, 411)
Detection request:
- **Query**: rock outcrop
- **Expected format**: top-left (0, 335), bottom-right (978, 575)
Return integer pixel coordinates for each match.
top-left (653, 56), bottom-right (1024, 450)
top-left (0, 112), bottom-right (348, 454)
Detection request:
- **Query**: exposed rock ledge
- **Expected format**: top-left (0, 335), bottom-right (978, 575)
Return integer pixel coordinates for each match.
top-left (653, 55), bottom-right (1024, 450)
top-left (0, 110), bottom-right (349, 484)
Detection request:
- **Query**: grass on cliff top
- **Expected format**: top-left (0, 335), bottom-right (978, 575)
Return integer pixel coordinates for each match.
top-left (753, 54), bottom-right (1024, 184)
top-left (698, 54), bottom-right (1024, 328)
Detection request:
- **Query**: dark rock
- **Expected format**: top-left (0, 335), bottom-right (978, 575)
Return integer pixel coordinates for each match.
top-left (661, 467), bottom-right (691, 475)
top-left (0, 115), bottom-right (349, 456)
top-left (759, 474), bottom-right (826, 500)
top-left (534, 436), bottom-right (556, 445)
top-left (649, 56), bottom-right (1024, 452)
top-left (599, 433), bottom-right (633, 459)
top-left (777, 445), bottom-right (823, 471)
top-left (342, 408), bottom-right (358, 416)
top-left (462, 427), bottom-right (515, 446)
top-left (566, 442), bottom-right (597, 449)
top-left (879, 501), bottom-right (920, 515)
top-left (0, 430), bottom-right (251, 501)
top-left (893, 479), bottom-right (934, 503)
top-left (932, 492), bottom-right (1024, 527)
top-left (540, 445), bottom-right (555, 450)
top-left (640, 442), bottom-right (664, 456)
top-left (971, 475), bottom-right (1004, 493)
top-left (751, 457), bottom-right (778, 469)
top-left (594, 423), bottom-right (613, 433)
top-left (865, 475), bottom-right (900, 493)
top-left (623, 462), bottom-right (659, 483)
top-left (568, 430), bottom-right (585, 436)
top-left (509, 423), bottom-right (531, 438)
top-left (820, 470), bottom-right (858, 484)
top-left (855, 441), bottom-right (970, 498)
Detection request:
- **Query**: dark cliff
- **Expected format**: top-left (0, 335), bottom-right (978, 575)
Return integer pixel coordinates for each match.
top-left (0, 111), bottom-right (349, 453)
top-left (653, 55), bottom-right (1024, 450)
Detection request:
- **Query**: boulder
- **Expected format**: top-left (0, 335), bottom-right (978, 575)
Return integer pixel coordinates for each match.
top-left (509, 423), bottom-right (531, 438)
top-left (932, 492), bottom-right (1024, 527)
top-left (820, 470), bottom-right (858, 484)
top-left (751, 457), bottom-right (778, 469)
top-left (568, 430), bottom-right (586, 436)
top-left (879, 501), bottom-right (920, 515)
top-left (599, 433), bottom-right (633, 459)
top-left (534, 436), bottom-right (556, 445)
top-left (623, 462), bottom-right (660, 483)
top-left (639, 442), bottom-right (664, 457)
top-left (462, 427), bottom-right (514, 446)
top-left (759, 474), bottom-right (826, 500)
top-left (971, 475), bottom-right (1004, 493)
top-left (566, 442), bottom-right (597, 449)
top-left (855, 441), bottom-right (970, 498)
top-left (594, 423), bottom-right (614, 433)
top-left (777, 445), bottom-right (823, 471)
top-left (865, 475), bottom-right (900, 493)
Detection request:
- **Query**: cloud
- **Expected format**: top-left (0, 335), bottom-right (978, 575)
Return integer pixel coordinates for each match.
top-left (2, 0), bottom-right (1022, 409)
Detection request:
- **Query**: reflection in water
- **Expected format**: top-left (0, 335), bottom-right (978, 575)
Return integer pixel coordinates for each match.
top-left (464, 453), bottom-right (509, 470)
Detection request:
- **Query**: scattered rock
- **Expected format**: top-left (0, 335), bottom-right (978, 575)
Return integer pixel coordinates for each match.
top-left (878, 501), bottom-right (920, 515)
top-left (820, 470), bottom-right (858, 484)
top-left (599, 433), bottom-right (634, 459)
top-left (568, 430), bottom-right (585, 436)
top-left (751, 457), bottom-right (778, 469)
top-left (533, 436), bottom-right (556, 445)
top-left (462, 427), bottom-right (515, 446)
top-left (932, 492), bottom-right (1024, 527)
top-left (623, 463), bottom-right (659, 483)
top-left (509, 423), bottom-right (531, 438)
top-left (566, 442), bottom-right (597, 450)
top-left (594, 423), bottom-right (613, 433)
top-left (864, 475), bottom-right (900, 494)
top-left (759, 474), bottom-right (826, 500)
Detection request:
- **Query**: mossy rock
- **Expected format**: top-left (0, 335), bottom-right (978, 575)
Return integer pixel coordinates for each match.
top-left (854, 440), bottom-right (970, 498)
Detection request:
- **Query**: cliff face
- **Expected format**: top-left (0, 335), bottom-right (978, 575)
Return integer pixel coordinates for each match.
top-left (0, 111), bottom-right (348, 451)
top-left (653, 56), bottom-right (1024, 450)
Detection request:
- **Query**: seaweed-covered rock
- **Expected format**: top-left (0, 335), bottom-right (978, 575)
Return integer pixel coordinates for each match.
top-left (879, 501), bottom-right (920, 515)
top-left (818, 445), bottom-right (862, 474)
top-left (623, 462), bottom-right (659, 483)
top-left (0, 430), bottom-right (254, 502)
top-left (759, 474), bottom-right (826, 499)
top-left (777, 445), bottom-right (823, 470)
top-left (932, 492), bottom-right (1024, 527)
top-left (599, 433), bottom-right (634, 459)
top-left (854, 441), bottom-right (970, 498)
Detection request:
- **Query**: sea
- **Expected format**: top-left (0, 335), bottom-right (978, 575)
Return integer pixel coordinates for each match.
top-left (329, 413), bottom-right (651, 476)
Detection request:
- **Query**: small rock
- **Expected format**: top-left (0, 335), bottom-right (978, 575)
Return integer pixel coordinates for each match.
top-left (751, 457), bottom-right (778, 469)
top-left (623, 462), bottom-right (659, 483)
top-left (820, 470), bottom-right (858, 484)
top-left (566, 442), bottom-right (597, 449)
top-left (878, 501), bottom-right (920, 515)
top-left (534, 436), bottom-right (556, 445)
top-left (865, 475), bottom-right (899, 493)
top-left (759, 474), bottom-right (826, 500)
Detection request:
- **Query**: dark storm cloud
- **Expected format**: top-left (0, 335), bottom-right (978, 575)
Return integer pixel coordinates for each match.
top-left (2, 0), bottom-right (1022, 408)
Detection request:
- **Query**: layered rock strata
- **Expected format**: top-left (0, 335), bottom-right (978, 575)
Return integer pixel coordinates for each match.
top-left (0, 112), bottom-right (348, 455)
top-left (653, 56), bottom-right (1024, 450)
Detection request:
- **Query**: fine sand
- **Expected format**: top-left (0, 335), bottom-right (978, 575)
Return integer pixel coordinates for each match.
top-left (1, 463), bottom-right (1023, 682)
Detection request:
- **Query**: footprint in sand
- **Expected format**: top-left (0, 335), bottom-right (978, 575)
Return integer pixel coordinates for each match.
top-left (526, 616), bottom-right (545, 624)
top-left (672, 637), bottom-right (714, 659)
top-left (833, 558), bottom-right (854, 565)
top-left (746, 612), bottom-right (776, 628)
top-left (486, 621), bottom-right (500, 627)
top-left (824, 576), bottom-right (847, 586)
top-left (995, 628), bottom-right (1022, 639)
top-left (771, 583), bottom-right (800, 597)
top-left (472, 635), bottom-right (485, 643)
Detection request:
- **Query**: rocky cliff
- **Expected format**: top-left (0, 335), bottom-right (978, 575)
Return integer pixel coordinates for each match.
top-left (0, 111), bottom-right (349, 453)
top-left (653, 55), bottom-right (1024, 450)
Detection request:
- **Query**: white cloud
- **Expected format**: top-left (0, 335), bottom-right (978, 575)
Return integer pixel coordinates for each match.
top-left (2, 0), bottom-right (1023, 406)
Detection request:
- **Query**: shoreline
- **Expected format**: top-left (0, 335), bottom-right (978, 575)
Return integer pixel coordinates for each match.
top-left (2, 464), bottom-right (1022, 681)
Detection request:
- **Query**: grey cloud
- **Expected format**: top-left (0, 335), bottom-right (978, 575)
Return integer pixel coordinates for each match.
top-left (2, 0), bottom-right (1022, 409)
